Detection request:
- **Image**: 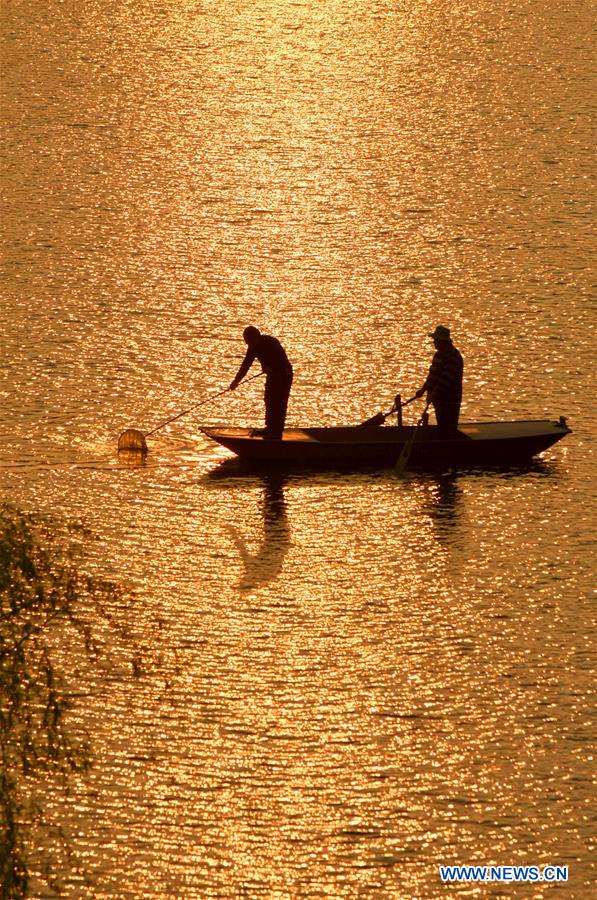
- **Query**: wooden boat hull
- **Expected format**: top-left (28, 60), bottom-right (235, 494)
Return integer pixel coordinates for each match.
top-left (201, 419), bottom-right (571, 470)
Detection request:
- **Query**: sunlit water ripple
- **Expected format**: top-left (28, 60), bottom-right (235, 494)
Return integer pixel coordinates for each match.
top-left (1, 0), bottom-right (594, 896)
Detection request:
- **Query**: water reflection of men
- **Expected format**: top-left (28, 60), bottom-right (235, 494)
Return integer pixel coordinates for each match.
top-left (423, 474), bottom-right (464, 556)
top-left (229, 326), bottom-right (293, 440)
top-left (415, 326), bottom-right (463, 433)
top-left (227, 476), bottom-right (290, 592)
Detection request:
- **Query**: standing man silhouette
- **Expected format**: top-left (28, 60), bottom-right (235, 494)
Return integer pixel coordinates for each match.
top-left (415, 325), bottom-right (464, 433)
top-left (230, 326), bottom-right (293, 439)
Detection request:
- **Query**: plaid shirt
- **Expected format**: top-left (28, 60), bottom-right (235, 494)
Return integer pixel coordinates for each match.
top-left (423, 342), bottom-right (463, 402)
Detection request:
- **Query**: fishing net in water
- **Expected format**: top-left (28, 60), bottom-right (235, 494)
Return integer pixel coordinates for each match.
top-left (118, 429), bottom-right (148, 453)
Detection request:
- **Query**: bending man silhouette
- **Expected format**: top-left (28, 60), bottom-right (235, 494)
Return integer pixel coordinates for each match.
top-left (230, 326), bottom-right (293, 439)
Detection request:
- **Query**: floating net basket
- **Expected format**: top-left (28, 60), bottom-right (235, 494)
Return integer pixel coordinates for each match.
top-left (118, 429), bottom-right (148, 453)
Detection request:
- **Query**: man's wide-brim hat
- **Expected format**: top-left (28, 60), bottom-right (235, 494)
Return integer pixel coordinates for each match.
top-left (429, 325), bottom-right (451, 341)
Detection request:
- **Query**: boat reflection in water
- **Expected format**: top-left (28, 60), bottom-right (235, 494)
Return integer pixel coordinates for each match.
top-left (206, 458), bottom-right (561, 591)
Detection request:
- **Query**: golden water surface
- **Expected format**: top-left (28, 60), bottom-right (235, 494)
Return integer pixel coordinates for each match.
top-left (1, 0), bottom-right (595, 896)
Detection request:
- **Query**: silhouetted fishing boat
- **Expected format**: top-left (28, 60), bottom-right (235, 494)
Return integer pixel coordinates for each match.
top-left (201, 418), bottom-right (571, 469)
